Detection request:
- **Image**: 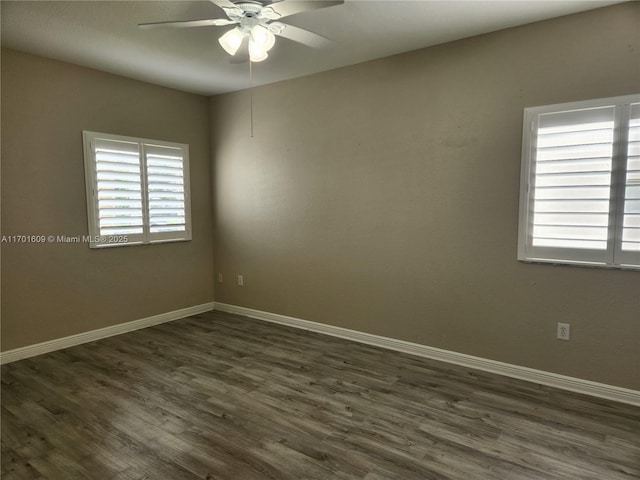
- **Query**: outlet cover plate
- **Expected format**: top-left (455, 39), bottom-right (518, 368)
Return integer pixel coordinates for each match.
top-left (557, 322), bottom-right (570, 340)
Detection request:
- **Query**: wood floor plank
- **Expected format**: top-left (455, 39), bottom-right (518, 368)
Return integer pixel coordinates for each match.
top-left (2, 310), bottom-right (639, 479)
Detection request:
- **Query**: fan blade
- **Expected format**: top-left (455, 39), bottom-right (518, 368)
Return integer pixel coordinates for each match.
top-left (139, 18), bottom-right (237, 29)
top-left (211, 19), bottom-right (239, 26)
top-left (210, 0), bottom-right (238, 9)
top-left (276, 24), bottom-right (331, 48)
top-left (269, 1), bottom-right (343, 19)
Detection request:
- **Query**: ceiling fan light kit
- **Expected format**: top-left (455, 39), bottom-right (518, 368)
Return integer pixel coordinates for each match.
top-left (217, 4), bottom-right (278, 62)
top-left (139, 0), bottom-right (343, 63)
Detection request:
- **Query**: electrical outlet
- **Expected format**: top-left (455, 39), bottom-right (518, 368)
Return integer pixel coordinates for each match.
top-left (217, 273), bottom-right (223, 283)
top-left (237, 275), bottom-right (244, 286)
top-left (557, 323), bottom-right (570, 341)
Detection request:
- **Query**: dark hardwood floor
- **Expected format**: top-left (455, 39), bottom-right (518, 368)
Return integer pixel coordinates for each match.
top-left (2, 310), bottom-right (639, 479)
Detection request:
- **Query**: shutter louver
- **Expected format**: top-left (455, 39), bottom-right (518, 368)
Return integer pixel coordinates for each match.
top-left (94, 138), bottom-right (144, 236)
top-left (531, 107), bottom-right (615, 251)
top-left (145, 145), bottom-right (187, 235)
top-left (622, 105), bottom-right (640, 252)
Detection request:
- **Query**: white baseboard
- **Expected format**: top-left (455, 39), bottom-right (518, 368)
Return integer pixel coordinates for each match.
top-left (0, 302), bottom-right (215, 365)
top-left (214, 302), bottom-right (640, 407)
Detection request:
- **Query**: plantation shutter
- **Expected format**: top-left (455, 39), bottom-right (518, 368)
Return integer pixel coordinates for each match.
top-left (518, 94), bottom-right (640, 269)
top-left (92, 137), bottom-right (145, 241)
top-left (145, 144), bottom-right (189, 240)
top-left (84, 131), bottom-right (191, 248)
top-left (617, 103), bottom-right (640, 264)
top-left (528, 106), bottom-right (616, 263)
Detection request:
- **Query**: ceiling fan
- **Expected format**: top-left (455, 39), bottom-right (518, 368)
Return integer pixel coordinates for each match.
top-left (139, 0), bottom-right (343, 63)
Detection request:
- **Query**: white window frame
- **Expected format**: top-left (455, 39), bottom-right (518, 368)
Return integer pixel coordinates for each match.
top-left (83, 131), bottom-right (192, 248)
top-left (517, 94), bottom-right (640, 270)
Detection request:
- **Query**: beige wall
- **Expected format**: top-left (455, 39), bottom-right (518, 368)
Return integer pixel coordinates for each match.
top-left (211, 4), bottom-right (640, 389)
top-left (1, 48), bottom-right (215, 351)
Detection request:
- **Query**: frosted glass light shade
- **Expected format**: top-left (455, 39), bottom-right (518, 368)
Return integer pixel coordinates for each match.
top-left (251, 25), bottom-right (275, 52)
top-left (219, 27), bottom-right (244, 55)
top-left (248, 40), bottom-right (268, 62)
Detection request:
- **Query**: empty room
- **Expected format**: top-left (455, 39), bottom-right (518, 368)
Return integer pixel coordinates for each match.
top-left (1, 0), bottom-right (639, 479)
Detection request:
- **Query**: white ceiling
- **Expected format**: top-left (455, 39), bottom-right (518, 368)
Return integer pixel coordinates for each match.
top-left (1, 0), bottom-right (625, 96)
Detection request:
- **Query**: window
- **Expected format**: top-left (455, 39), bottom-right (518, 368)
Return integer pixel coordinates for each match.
top-left (83, 131), bottom-right (191, 248)
top-left (517, 94), bottom-right (640, 269)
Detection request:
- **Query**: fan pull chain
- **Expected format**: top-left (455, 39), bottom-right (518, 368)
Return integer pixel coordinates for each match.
top-left (249, 60), bottom-right (254, 138)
